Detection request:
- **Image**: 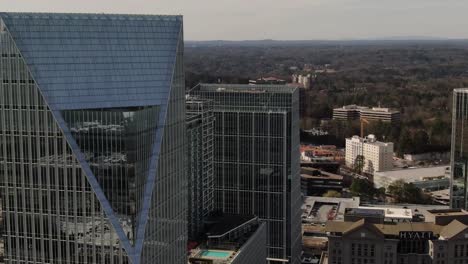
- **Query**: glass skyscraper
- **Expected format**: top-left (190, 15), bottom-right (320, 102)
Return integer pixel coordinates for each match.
top-left (189, 84), bottom-right (302, 264)
top-left (186, 96), bottom-right (215, 239)
top-left (451, 88), bottom-right (468, 209)
top-left (0, 13), bottom-right (186, 263)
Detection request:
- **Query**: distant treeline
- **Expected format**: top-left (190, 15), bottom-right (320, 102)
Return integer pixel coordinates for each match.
top-left (185, 42), bottom-right (468, 152)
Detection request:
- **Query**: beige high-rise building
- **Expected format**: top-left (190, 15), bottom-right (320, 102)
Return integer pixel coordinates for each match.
top-left (345, 135), bottom-right (394, 174)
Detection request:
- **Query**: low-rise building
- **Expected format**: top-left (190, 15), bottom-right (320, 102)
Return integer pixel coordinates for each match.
top-left (373, 166), bottom-right (450, 190)
top-left (345, 135), bottom-right (394, 174)
top-left (333, 105), bottom-right (400, 124)
top-left (302, 224), bottom-right (328, 262)
top-left (359, 107), bottom-right (401, 123)
top-left (429, 189), bottom-right (451, 205)
top-left (344, 206), bottom-right (414, 223)
top-left (302, 196), bottom-right (361, 224)
top-left (301, 158), bottom-right (341, 174)
top-left (249, 77), bottom-right (286, 85)
top-left (324, 209), bottom-right (468, 264)
top-left (403, 152), bottom-right (450, 162)
top-left (425, 209), bottom-right (468, 225)
top-left (332, 105), bottom-right (365, 121)
top-left (301, 145), bottom-right (344, 162)
top-left (301, 168), bottom-right (344, 196)
top-left (292, 73), bottom-right (313, 89)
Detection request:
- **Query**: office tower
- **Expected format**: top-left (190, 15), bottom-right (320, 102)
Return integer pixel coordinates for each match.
top-left (0, 13), bottom-right (186, 263)
top-left (189, 84), bottom-right (302, 264)
top-left (333, 105), bottom-right (401, 124)
top-left (451, 88), bottom-right (468, 209)
top-left (186, 96), bottom-right (215, 239)
top-left (0, 198), bottom-right (3, 263)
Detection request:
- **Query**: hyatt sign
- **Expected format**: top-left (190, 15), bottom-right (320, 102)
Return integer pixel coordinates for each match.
top-left (399, 231), bottom-right (434, 240)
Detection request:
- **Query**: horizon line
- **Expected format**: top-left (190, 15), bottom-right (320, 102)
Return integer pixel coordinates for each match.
top-left (186, 37), bottom-right (468, 42)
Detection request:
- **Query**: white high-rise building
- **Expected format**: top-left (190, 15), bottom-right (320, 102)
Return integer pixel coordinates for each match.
top-left (345, 135), bottom-right (394, 174)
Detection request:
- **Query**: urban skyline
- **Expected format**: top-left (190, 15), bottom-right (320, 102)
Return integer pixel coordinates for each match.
top-left (1, 4), bottom-right (468, 264)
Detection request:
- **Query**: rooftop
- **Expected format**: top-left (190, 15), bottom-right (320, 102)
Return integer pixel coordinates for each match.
top-left (428, 189), bottom-right (450, 205)
top-left (359, 203), bottom-right (449, 221)
top-left (357, 206), bottom-right (412, 220)
top-left (453, 88), bottom-right (468, 93)
top-left (302, 196), bottom-right (360, 223)
top-left (205, 214), bottom-right (257, 238)
top-left (195, 83), bottom-right (298, 94)
top-left (334, 105), bottom-right (399, 114)
top-left (439, 220), bottom-right (468, 239)
top-left (301, 167), bottom-right (343, 180)
top-left (427, 209), bottom-right (468, 217)
top-left (325, 219), bottom-right (443, 237)
top-left (334, 105), bottom-right (369, 110)
top-left (303, 236), bottom-right (328, 249)
top-left (189, 214), bottom-right (265, 264)
top-left (374, 166), bottom-right (449, 181)
top-left (303, 224), bottom-right (326, 234)
top-left (345, 208), bottom-right (385, 217)
top-left (0, 12), bottom-right (182, 21)
top-left (347, 135), bottom-right (393, 147)
top-left (360, 107), bottom-right (400, 114)
top-left (259, 76), bottom-right (285, 81)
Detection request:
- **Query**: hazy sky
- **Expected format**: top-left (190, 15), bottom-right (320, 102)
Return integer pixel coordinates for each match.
top-left (3, 0), bottom-right (468, 40)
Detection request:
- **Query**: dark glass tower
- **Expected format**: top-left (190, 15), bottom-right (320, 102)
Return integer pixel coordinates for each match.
top-left (0, 13), bottom-right (186, 263)
top-left (189, 84), bottom-right (302, 264)
top-left (186, 96), bottom-right (215, 239)
top-left (451, 88), bottom-right (468, 209)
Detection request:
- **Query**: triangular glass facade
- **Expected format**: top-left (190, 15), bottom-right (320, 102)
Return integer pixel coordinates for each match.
top-left (0, 27), bottom-right (129, 263)
top-left (1, 12), bottom-right (186, 264)
top-left (62, 107), bottom-right (159, 244)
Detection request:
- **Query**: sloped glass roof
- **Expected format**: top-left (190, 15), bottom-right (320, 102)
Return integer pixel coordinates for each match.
top-left (0, 13), bottom-right (182, 110)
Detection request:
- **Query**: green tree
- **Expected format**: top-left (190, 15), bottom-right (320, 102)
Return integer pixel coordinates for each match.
top-left (387, 180), bottom-right (431, 204)
top-left (397, 129), bottom-right (412, 157)
top-left (377, 187), bottom-right (386, 196)
top-left (323, 190), bottom-right (342, 198)
top-left (350, 178), bottom-right (376, 197)
top-left (353, 155), bottom-right (365, 174)
top-left (413, 130), bottom-right (430, 153)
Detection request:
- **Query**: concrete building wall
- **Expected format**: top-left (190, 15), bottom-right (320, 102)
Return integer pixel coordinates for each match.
top-left (363, 142), bottom-right (394, 173)
top-left (326, 219), bottom-right (468, 264)
top-left (231, 223), bottom-right (267, 264)
top-left (345, 136), bottom-right (393, 174)
top-left (328, 232), bottom-right (398, 264)
top-left (345, 137), bottom-right (363, 168)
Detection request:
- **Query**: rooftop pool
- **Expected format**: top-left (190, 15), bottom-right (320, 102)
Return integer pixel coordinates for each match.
top-left (200, 250), bottom-right (232, 259)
